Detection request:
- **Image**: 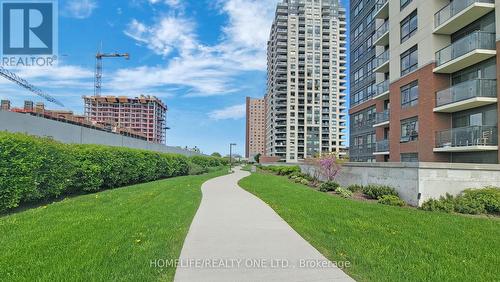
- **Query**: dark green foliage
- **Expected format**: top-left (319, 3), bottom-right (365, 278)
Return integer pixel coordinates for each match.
top-left (461, 188), bottom-right (500, 214)
top-left (0, 132), bottom-right (222, 212)
top-left (319, 181), bottom-right (340, 192)
top-left (347, 184), bottom-right (364, 193)
top-left (261, 165), bottom-right (301, 176)
top-left (421, 194), bottom-right (456, 213)
top-left (362, 184), bottom-right (398, 199)
top-left (421, 188), bottom-right (500, 215)
top-left (188, 162), bottom-right (208, 175)
top-left (378, 195), bottom-right (406, 207)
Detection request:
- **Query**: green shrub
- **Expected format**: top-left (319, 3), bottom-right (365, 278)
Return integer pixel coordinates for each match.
top-left (378, 195), bottom-right (406, 207)
top-left (363, 184), bottom-right (398, 199)
top-left (461, 188), bottom-right (500, 214)
top-left (454, 197), bottom-right (485, 215)
top-left (347, 184), bottom-right (363, 193)
top-left (336, 187), bottom-right (353, 198)
top-left (300, 178), bottom-right (310, 185)
top-left (0, 132), bottom-right (222, 212)
top-left (188, 163), bottom-right (208, 175)
top-left (421, 194), bottom-right (456, 213)
top-left (319, 181), bottom-right (340, 192)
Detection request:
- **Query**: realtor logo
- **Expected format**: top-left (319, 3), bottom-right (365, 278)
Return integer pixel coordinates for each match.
top-left (1, 0), bottom-right (58, 66)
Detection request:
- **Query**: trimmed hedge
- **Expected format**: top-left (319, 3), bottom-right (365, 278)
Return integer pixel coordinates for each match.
top-left (0, 132), bottom-right (222, 212)
top-left (260, 165), bottom-right (301, 176)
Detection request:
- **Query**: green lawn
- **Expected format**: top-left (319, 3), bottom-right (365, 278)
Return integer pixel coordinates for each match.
top-left (239, 172), bottom-right (500, 282)
top-left (0, 169), bottom-right (226, 281)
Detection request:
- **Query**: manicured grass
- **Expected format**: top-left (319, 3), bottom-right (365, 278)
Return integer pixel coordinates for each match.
top-left (0, 169), bottom-right (226, 281)
top-left (239, 172), bottom-right (500, 282)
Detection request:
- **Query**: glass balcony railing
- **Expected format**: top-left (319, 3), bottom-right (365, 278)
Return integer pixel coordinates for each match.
top-left (375, 0), bottom-right (388, 14)
top-left (435, 125), bottom-right (498, 148)
top-left (376, 80), bottom-right (389, 96)
top-left (374, 50), bottom-right (389, 70)
top-left (435, 31), bottom-right (495, 67)
top-left (373, 21), bottom-right (389, 43)
top-left (436, 79), bottom-right (497, 107)
top-left (375, 110), bottom-right (390, 124)
top-left (434, 0), bottom-right (494, 28)
top-left (375, 140), bottom-right (390, 152)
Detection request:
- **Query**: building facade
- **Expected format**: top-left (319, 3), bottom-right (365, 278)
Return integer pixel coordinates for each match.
top-left (349, 0), bottom-right (500, 164)
top-left (83, 95), bottom-right (168, 144)
top-left (245, 97), bottom-right (266, 160)
top-left (265, 0), bottom-right (348, 163)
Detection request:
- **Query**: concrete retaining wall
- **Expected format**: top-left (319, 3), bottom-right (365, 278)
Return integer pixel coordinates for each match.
top-left (0, 111), bottom-right (201, 156)
top-left (265, 162), bottom-right (500, 206)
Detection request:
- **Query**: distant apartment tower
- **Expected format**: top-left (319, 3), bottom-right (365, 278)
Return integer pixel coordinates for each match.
top-left (0, 100), bottom-right (10, 111)
top-left (265, 0), bottom-right (348, 163)
top-left (349, 0), bottom-right (500, 164)
top-left (83, 95), bottom-right (168, 144)
top-left (24, 100), bottom-right (33, 111)
top-left (246, 97), bottom-right (266, 160)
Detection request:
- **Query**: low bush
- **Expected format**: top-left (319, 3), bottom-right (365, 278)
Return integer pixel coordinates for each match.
top-left (378, 195), bottom-right (406, 207)
top-left (461, 188), bottom-right (500, 214)
top-left (347, 184), bottom-right (363, 193)
top-left (362, 184), bottom-right (398, 199)
top-left (0, 132), bottom-right (223, 212)
top-left (421, 194), bottom-right (456, 213)
top-left (420, 188), bottom-right (500, 215)
top-left (300, 178), bottom-right (310, 186)
top-left (319, 181), bottom-right (340, 192)
top-left (188, 162), bottom-right (208, 175)
top-left (335, 187), bottom-right (353, 198)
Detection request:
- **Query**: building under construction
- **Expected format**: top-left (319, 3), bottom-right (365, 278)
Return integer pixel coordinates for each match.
top-left (83, 95), bottom-right (168, 144)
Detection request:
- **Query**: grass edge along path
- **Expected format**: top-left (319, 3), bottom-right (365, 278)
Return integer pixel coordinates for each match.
top-left (0, 169), bottom-right (227, 282)
top-left (238, 172), bottom-right (500, 282)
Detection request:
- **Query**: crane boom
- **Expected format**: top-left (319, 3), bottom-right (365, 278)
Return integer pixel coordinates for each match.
top-left (94, 52), bottom-right (130, 97)
top-left (0, 66), bottom-right (64, 107)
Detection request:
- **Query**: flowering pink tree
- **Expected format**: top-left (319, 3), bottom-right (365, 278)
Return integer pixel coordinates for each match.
top-left (317, 153), bottom-right (343, 182)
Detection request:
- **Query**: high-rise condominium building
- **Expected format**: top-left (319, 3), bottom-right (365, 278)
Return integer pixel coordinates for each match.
top-left (83, 95), bottom-right (168, 144)
top-left (265, 0), bottom-right (348, 163)
top-left (349, 0), bottom-right (500, 164)
top-left (245, 97), bottom-right (266, 160)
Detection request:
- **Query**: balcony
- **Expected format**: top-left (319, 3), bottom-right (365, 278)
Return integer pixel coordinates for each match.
top-left (374, 140), bottom-right (390, 155)
top-left (373, 50), bottom-right (389, 73)
top-left (434, 79), bottom-right (497, 113)
top-left (434, 125), bottom-right (498, 152)
top-left (434, 0), bottom-right (495, 35)
top-left (373, 80), bottom-right (389, 100)
top-left (434, 31), bottom-right (496, 73)
top-left (374, 0), bottom-right (388, 19)
top-left (373, 110), bottom-right (390, 127)
top-left (373, 21), bottom-right (389, 46)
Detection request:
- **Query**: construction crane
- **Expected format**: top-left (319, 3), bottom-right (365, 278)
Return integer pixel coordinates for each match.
top-left (94, 52), bottom-right (130, 97)
top-left (0, 65), bottom-right (64, 107)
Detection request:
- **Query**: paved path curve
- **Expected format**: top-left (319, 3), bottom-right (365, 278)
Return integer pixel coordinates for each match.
top-left (174, 167), bottom-right (354, 282)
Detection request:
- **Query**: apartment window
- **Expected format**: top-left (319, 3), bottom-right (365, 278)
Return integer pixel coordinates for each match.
top-left (400, 117), bottom-right (418, 142)
top-left (400, 45), bottom-right (418, 76)
top-left (353, 0), bottom-right (364, 17)
top-left (400, 80), bottom-right (418, 109)
top-left (401, 153), bottom-right (418, 162)
top-left (400, 0), bottom-right (412, 10)
top-left (400, 10), bottom-right (417, 43)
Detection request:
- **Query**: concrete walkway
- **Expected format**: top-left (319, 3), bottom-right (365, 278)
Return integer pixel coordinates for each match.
top-left (174, 167), bottom-right (354, 282)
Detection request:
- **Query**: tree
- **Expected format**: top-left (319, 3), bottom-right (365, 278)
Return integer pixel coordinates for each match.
top-left (317, 153), bottom-right (343, 182)
top-left (211, 152), bottom-right (222, 158)
top-left (254, 153), bottom-right (261, 163)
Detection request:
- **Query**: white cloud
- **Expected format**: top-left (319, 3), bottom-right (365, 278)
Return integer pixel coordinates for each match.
top-left (208, 104), bottom-right (246, 120)
top-left (63, 0), bottom-right (97, 19)
top-left (121, 0), bottom-right (279, 96)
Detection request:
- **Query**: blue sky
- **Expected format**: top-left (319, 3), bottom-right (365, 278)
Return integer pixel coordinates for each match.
top-left (0, 0), bottom-right (349, 156)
